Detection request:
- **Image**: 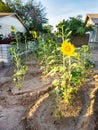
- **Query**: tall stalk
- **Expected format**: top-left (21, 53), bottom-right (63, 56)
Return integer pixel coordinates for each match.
top-left (68, 57), bottom-right (71, 87)
top-left (10, 26), bottom-right (28, 89)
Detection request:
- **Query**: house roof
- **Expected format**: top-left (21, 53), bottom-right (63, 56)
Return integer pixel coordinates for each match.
top-left (0, 13), bottom-right (14, 18)
top-left (85, 14), bottom-right (98, 25)
top-left (0, 12), bottom-right (27, 30)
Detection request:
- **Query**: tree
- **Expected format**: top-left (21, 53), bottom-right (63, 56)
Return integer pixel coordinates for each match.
top-left (5, 0), bottom-right (48, 31)
top-left (68, 15), bottom-right (85, 36)
top-left (0, 0), bottom-right (12, 12)
top-left (56, 15), bottom-right (93, 37)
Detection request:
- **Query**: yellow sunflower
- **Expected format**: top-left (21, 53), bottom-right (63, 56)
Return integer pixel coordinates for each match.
top-left (61, 41), bottom-right (75, 56)
top-left (33, 31), bottom-right (37, 39)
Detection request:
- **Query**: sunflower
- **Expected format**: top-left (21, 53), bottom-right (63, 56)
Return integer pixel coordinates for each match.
top-left (61, 41), bottom-right (75, 56)
top-left (33, 31), bottom-right (37, 39)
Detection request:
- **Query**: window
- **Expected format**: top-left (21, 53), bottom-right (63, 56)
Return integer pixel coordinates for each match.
top-left (89, 26), bottom-right (98, 42)
top-left (95, 26), bottom-right (98, 41)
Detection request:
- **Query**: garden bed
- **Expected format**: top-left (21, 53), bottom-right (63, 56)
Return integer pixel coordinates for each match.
top-left (0, 59), bottom-right (98, 130)
top-left (23, 79), bottom-right (97, 130)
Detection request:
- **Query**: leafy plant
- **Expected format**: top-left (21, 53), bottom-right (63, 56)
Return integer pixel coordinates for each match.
top-left (56, 19), bottom-right (72, 41)
top-left (56, 15), bottom-right (93, 37)
top-left (10, 26), bottom-right (28, 89)
top-left (31, 25), bottom-right (94, 117)
top-left (0, 0), bottom-right (12, 12)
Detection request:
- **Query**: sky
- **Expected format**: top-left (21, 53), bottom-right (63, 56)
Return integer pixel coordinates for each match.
top-left (36, 0), bottom-right (98, 30)
top-left (2, 0), bottom-right (98, 30)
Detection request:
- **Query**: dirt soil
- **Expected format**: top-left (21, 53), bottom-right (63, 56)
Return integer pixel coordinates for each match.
top-left (0, 57), bottom-right (98, 130)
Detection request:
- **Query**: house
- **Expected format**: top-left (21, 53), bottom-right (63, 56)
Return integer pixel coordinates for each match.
top-left (85, 14), bottom-right (98, 63)
top-left (0, 12), bottom-right (27, 36)
top-left (85, 14), bottom-right (98, 43)
top-left (0, 13), bottom-right (27, 67)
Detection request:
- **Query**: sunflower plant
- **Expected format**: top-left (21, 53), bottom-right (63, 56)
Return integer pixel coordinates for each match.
top-left (52, 40), bottom-right (93, 107)
top-left (33, 29), bottom-right (94, 117)
top-left (34, 33), bottom-right (61, 76)
top-left (10, 26), bottom-right (28, 89)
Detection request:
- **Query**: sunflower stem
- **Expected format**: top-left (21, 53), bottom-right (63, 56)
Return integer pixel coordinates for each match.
top-left (68, 57), bottom-right (71, 87)
top-left (63, 54), bottom-right (65, 67)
